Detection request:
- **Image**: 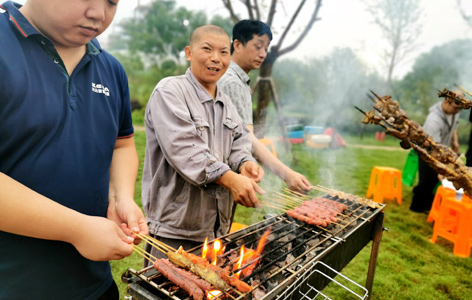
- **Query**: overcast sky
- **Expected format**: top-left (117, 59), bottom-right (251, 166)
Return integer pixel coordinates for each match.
top-left (10, 0), bottom-right (472, 78)
top-left (112, 0), bottom-right (472, 78)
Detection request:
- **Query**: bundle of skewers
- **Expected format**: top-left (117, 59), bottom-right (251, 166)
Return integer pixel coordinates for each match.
top-left (131, 231), bottom-right (251, 300)
top-left (356, 89), bottom-right (472, 196)
top-left (259, 187), bottom-right (378, 230)
top-left (312, 185), bottom-right (383, 209)
top-left (438, 87), bottom-right (472, 109)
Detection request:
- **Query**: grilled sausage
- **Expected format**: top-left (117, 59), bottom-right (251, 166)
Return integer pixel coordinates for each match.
top-left (154, 259), bottom-right (204, 300)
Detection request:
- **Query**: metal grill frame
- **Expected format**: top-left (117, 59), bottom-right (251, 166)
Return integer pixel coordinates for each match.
top-left (122, 198), bottom-right (385, 300)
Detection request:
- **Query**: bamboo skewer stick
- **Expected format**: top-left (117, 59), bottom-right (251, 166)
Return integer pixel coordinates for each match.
top-left (260, 199), bottom-right (349, 225)
top-left (260, 200), bottom-right (286, 211)
top-left (132, 245), bottom-right (157, 264)
top-left (131, 230), bottom-right (176, 254)
top-left (281, 189), bottom-right (312, 201)
top-left (269, 194), bottom-right (299, 208)
top-left (456, 84), bottom-right (472, 97)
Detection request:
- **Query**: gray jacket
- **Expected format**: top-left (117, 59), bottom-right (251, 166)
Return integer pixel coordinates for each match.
top-left (423, 101), bottom-right (459, 146)
top-left (142, 69), bottom-right (256, 242)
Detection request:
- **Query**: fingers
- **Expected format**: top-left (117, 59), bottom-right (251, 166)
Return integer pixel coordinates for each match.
top-left (240, 162), bottom-right (264, 182)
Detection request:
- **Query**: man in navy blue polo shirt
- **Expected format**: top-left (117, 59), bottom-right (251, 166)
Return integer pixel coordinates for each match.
top-left (0, 1), bottom-right (148, 299)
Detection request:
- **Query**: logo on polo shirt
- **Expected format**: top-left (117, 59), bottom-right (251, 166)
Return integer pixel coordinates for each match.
top-left (92, 82), bottom-right (110, 96)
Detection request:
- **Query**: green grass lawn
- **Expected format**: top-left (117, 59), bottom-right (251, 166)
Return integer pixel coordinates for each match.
top-left (111, 131), bottom-right (472, 299)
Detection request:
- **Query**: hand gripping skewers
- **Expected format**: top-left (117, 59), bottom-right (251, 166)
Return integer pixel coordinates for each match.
top-left (356, 90), bottom-right (472, 197)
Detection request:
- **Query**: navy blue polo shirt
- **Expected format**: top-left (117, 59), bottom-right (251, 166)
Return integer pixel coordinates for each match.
top-left (0, 2), bottom-right (134, 300)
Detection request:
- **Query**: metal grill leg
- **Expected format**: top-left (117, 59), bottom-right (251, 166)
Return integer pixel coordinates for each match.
top-left (365, 212), bottom-right (385, 299)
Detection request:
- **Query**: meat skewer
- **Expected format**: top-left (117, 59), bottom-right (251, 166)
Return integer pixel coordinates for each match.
top-left (357, 90), bottom-right (472, 197)
top-left (174, 247), bottom-right (252, 293)
top-left (154, 259), bottom-right (205, 300)
top-left (159, 259), bottom-right (212, 291)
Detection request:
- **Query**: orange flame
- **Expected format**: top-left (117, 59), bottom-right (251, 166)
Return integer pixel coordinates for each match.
top-left (207, 290), bottom-right (222, 300)
top-left (202, 238), bottom-right (209, 259)
top-left (235, 246), bottom-right (245, 279)
top-left (212, 240), bottom-right (221, 265)
top-left (233, 228), bottom-right (271, 278)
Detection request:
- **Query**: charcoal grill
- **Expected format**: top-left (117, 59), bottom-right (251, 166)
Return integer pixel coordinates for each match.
top-left (122, 194), bottom-right (385, 300)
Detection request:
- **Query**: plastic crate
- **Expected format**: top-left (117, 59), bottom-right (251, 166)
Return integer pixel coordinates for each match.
top-left (288, 130), bottom-right (304, 139)
top-left (287, 124), bottom-right (304, 132)
top-left (304, 126), bottom-right (324, 135)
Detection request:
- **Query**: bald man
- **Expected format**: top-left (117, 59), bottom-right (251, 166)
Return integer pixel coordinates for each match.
top-left (142, 25), bottom-right (265, 262)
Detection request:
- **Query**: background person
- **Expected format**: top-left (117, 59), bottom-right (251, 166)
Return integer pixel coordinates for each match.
top-left (0, 1), bottom-right (148, 299)
top-left (410, 92), bottom-right (463, 213)
top-left (218, 19), bottom-right (312, 194)
top-left (142, 25), bottom-right (265, 264)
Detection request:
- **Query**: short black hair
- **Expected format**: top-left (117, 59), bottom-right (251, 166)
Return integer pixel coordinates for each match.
top-left (231, 20), bottom-right (273, 54)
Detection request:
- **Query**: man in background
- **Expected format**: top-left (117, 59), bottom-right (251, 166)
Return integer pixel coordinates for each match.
top-left (0, 1), bottom-right (148, 299)
top-left (410, 92), bottom-right (463, 213)
top-left (219, 20), bottom-right (312, 194)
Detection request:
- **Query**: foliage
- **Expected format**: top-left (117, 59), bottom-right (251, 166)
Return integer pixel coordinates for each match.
top-left (109, 0), bottom-right (233, 62)
top-left (111, 52), bottom-right (188, 105)
top-left (396, 39), bottom-right (472, 143)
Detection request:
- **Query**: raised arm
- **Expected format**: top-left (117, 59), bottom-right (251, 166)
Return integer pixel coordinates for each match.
top-left (107, 136), bottom-right (149, 242)
top-left (246, 124), bottom-right (311, 193)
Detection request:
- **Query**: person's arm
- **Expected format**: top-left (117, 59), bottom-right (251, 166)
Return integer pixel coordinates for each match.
top-left (246, 124), bottom-right (312, 193)
top-left (451, 129), bottom-right (459, 153)
top-left (214, 169), bottom-right (265, 208)
top-left (107, 136), bottom-right (149, 242)
top-left (0, 172), bottom-right (134, 261)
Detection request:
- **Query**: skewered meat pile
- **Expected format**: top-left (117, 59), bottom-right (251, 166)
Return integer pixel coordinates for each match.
top-left (356, 90), bottom-right (472, 196)
top-left (287, 197), bottom-right (347, 227)
top-left (438, 88), bottom-right (472, 109)
top-left (166, 247), bottom-right (252, 293)
top-left (315, 186), bottom-right (382, 209)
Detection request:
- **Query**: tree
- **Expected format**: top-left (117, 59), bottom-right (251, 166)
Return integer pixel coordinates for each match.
top-left (271, 49), bottom-right (384, 134)
top-left (364, 0), bottom-right (422, 97)
top-left (396, 38), bottom-right (472, 142)
top-left (457, 0), bottom-right (472, 28)
top-left (221, 0), bottom-right (324, 137)
top-left (110, 1), bottom-right (233, 63)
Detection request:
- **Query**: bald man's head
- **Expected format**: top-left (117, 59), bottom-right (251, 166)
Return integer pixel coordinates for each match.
top-left (189, 25), bottom-right (229, 48)
top-left (184, 25), bottom-right (231, 96)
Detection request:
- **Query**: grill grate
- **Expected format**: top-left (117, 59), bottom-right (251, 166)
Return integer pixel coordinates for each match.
top-left (123, 195), bottom-right (385, 300)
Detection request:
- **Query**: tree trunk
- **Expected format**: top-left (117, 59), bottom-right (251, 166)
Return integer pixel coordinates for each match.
top-left (253, 50), bottom-right (278, 138)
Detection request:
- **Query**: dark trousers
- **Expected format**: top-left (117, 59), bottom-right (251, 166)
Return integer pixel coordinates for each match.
top-left (411, 158), bottom-right (439, 212)
top-left (97, 280), bottom-right (119, 300)
top-left (466, 129), bottom-right (472, 167)
top-left (143, 235), bottom-right (202, 268)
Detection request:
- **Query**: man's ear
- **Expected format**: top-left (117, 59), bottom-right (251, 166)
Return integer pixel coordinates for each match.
top-left (233, 39), bottom-right (242, 53)
top-left (184, 46), bottom-right (192, 62)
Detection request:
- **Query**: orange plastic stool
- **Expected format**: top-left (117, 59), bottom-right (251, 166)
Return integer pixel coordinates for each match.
top-left (259, 138), bottom-right (277, 158)
top-left (427, 185), bottom-right (456, 223)
top-left (366, 166), bottom-right (402, 204)
top-left (230, 222), bottom-right (248, 233)
top-left (430, 195), bottom-right (472, 257)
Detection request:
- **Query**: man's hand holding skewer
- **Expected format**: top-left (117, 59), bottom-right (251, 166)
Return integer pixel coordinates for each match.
top-left (215, 169), bottom-right (265, 209)
top-left (239, 161), bottom-right (264, 182)
top-left (107, 195), bottom-right (149, 245)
